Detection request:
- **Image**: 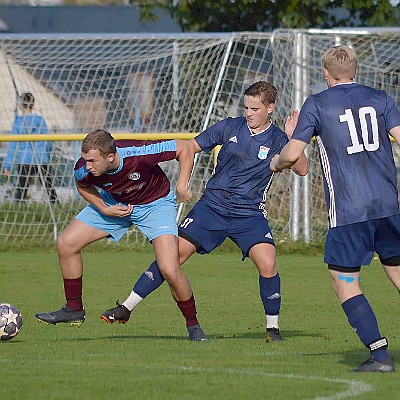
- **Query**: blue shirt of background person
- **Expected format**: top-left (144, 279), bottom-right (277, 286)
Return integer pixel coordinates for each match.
top-left (4, 93), bottom-right (51, 172)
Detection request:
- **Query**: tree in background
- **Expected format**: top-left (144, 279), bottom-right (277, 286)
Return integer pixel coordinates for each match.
top-left (129, 0), bottom-right (400, 31)
top-left (63, 0), bottom-right (128, 4)
top-left (0, 0), bottom-right (129, 4)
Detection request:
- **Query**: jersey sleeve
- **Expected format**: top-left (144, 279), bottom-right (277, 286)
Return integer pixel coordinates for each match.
top-left (74, 158), bottom-right (90, 184)
top-left (119, 140), bottom-right (177, 166)
top-left (194, 119), bottom-right (230, 152)
top-left (292, 97), bottom-right (320, 144)
top-left (385, 93), bottom-right (400, 131)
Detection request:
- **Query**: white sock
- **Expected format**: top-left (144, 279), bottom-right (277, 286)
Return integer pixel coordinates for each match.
top-left (122, 291), bottom-right (143, 311)
top-left (266, 314), bottom-right (279, 329)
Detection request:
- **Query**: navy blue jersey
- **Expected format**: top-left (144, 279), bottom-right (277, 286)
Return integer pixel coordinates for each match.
top-left (195, 117), bottom-right (288, 216)
top-left (292, 82), bottom-right (400, 228)
top-left (74, 139), bottom-right (176, 205)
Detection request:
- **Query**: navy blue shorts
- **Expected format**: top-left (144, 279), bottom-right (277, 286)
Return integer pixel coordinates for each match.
top-left (324, 214), bottom-right (400, 269)
top-left (178, 199), bottom-right (275, 260)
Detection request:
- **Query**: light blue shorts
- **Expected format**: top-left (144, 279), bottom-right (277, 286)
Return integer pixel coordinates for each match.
top-left (75, 190), bottom-right (178, 242)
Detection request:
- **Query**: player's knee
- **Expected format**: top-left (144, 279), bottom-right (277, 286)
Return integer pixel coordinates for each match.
top-left (179, 250), bottom-right (194, 265)
top-left (158, 264), bottom-right (181, 284)
top-left (56, 232), bottom-right (78, 256)
top-left (56, 234), bottom-right (69, 256)
top-left (256, 260), bottom-right (277, 277)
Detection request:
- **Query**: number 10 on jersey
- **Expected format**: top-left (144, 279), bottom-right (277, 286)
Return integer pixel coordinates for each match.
top-left (340, 107), bottom-right (379, 155)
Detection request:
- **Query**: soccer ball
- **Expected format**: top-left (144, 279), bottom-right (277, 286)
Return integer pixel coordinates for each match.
top-left (0, 303), bottom-right (22, 341)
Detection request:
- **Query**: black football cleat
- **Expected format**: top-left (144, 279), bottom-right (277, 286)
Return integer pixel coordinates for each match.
top-left (35, 306), bottom-right (85, 327)
top-left (265, 327), bottom-right (283, 342)
top-left (352, 355), bottom-right (395, 373)
top-left (188, 324), bottom-right (208, 341)
top-left (101, 301), bottom-right (131, 324)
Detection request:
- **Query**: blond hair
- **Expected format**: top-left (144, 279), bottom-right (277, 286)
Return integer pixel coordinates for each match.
top-left (322, 45), bottom-right (358, 80)
top-left (81, 129), bottom-right (116, 157)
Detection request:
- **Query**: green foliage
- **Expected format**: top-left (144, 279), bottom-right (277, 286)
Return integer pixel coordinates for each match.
top-left (1, 251), bottom-right (399, 399)
top-left (130, 0), bottom-right (400, 31)
top-left (335, 0), bottom-right (400, 26)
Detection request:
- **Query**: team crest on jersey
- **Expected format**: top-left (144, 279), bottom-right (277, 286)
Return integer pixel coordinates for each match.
top-left (128, 172), bottom-right (140, 180)
top-left (258, 146), bottom-right (270, 159)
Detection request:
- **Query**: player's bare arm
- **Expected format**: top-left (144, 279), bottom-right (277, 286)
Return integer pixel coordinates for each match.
top-left (281, 110), bottom-right (308, 176)
top-left (76, 180), bottom-right (133, 218)
top-left (270, 139), bottom-right (308, 173)
top-left (190, 138), bottom-right (203, 154)
top-left (389, 125), bottom-right (400, 148)
top-left (175, 139), bottom-right (196, 202)
top-left (290, 151), bottom-right (308, 176)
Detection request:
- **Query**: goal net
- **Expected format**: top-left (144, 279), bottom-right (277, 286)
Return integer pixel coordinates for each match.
top-left (0, 30), bottom-right (399, 246)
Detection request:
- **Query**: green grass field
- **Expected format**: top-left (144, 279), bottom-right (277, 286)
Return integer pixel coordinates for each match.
top-left (1, 248), bottom-right (399, 399)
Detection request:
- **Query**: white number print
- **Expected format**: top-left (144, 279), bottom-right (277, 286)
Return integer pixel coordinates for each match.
top-left (180, 218), bottom-right (194, 229)
top-left (339, 107), bottom-right (379, 154)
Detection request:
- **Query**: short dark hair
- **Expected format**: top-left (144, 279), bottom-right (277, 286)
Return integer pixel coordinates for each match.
top-left (20, 92), bottom-right (35, 109)
top-left (244, 81), bottom-right (277, 106)
top-left (81, 129), bottom-right (116, 157)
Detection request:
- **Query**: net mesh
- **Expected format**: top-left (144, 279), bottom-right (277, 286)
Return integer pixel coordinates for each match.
top-left (0, 30), bottom-right (399, 245)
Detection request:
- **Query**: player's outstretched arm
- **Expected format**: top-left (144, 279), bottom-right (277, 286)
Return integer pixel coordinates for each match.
top-left (270, 139), bottom-right (308, 173)
top-left (175, 139), bottom-right (197, 203)
top-left (291, 151), bottom-right (308, 176)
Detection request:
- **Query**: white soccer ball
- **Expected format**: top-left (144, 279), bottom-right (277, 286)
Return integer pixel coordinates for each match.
top-left (0, 303), bottom-right (22, 341)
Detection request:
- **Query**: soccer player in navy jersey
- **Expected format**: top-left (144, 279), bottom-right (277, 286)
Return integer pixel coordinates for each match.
top-left (101, 81), bottom-right (308, 342)
top-left (270, 45), bottom-right (400, 372)
top-left (35, 129), bottom-right (208, 341)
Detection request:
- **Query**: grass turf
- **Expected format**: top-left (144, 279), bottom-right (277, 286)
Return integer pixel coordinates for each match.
top-left (1, 249), bottom-right (399, 399)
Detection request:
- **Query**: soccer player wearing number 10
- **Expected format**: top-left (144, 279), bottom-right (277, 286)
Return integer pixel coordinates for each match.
top-left (270, 45), bottom-right (400, 372)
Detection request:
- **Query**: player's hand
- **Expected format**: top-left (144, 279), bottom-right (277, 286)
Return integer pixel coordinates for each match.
top-left (284, 110), bottom-right (299, 139)
top-left (102, 203), bottom-right (134, 218)
top-left (176, 186), bottom-right (192, 203)
top-left (270, 154), bottom-right (282, 173)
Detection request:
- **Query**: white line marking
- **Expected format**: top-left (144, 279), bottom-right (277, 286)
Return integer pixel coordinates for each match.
top-left (0, 358), bottom-right (373, 399)
top-left (173, 366), bottom-right (373, 400)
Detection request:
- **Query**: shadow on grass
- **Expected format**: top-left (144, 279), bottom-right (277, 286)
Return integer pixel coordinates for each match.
top-left (339, 348), bottom-right (400, 369)
top-left (57, 328), bottom-right (325, 342)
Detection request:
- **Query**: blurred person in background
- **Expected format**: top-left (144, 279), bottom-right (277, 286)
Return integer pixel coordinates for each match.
top-left (3, 92), bottom-right (58, 203)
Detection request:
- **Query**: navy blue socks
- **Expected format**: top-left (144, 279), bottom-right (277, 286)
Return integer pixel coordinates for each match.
top-left (342, 294), bottom-right (388, 362)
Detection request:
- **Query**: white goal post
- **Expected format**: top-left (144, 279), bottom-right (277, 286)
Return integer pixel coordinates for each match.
top-left (0, 29), bottom-right (399, 246)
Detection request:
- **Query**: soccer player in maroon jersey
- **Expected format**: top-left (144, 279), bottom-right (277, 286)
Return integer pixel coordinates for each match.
top-left (35, 129), bottom-right (208, 341)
